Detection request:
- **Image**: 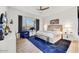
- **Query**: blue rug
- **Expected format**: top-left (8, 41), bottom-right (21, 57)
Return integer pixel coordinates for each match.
top-left (28, 36), bottom-right (71, 53)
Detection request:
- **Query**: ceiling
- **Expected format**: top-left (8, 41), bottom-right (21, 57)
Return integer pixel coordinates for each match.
top-left (9, 6), bottom-right (74, 17)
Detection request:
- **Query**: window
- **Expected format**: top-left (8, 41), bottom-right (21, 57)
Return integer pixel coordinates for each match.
top-left (22, 17), bottom-right (35, 31)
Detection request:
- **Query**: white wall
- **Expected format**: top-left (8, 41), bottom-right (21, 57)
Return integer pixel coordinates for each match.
top-left (0, 6), bottom-right (7, 14)
top-left (44, 6), bottom-right (79, 40)
top-left (7, 7), bottom-right (44, 32)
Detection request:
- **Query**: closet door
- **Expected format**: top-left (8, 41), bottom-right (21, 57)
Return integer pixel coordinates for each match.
top-left (18, 15), bottom-right (22, 33)
top-left (36, 19), bottom-right (39, 31)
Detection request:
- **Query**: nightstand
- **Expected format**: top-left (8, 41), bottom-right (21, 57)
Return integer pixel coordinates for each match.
top-left (63, 32), bottom-right (73, 40)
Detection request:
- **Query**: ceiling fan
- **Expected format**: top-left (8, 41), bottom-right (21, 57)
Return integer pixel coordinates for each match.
top-left (37, 6), bottom-right (50, 11)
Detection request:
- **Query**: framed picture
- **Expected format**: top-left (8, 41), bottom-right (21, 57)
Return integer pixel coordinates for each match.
top-left (50, 19), bottom-right (59, 24)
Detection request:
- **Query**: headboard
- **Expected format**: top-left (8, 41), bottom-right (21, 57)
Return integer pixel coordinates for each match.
top-left (47, 24), bottom-right (63, 31)
top-left (47, 24), bottom-right (63, 39)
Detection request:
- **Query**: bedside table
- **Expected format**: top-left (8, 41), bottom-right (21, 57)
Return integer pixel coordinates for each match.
top-left (63, 32), bottom-right (74, 40)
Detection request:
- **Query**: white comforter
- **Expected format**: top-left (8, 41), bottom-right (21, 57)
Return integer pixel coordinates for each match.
top-left (37, 31), bottom-right (54, 38)
top-left (36, 31), bottom-right (61, 43)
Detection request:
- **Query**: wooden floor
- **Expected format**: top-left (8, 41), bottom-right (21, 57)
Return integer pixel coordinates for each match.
top-left (16, 38), bottom-right (42, 53)
top-left (67, 40), bottom-right (79, 53)
top-left (16, 38), bottom-right (79, 53)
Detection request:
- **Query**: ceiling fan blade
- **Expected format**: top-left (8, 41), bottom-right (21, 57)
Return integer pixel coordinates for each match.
top-left (37, 6), bottom-right (50, 11)
top-left (42, 7), bottom-right (49, 10)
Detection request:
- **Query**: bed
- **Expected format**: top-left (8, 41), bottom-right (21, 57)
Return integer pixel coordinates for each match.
top-left (36, 24), bottom-right (63, 44)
